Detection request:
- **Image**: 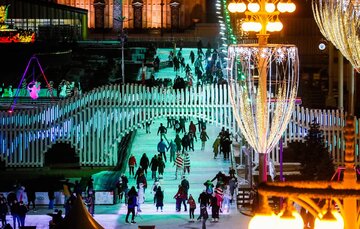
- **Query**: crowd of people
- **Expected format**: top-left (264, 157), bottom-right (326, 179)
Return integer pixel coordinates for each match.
top-left (118, 117), bottom-right (238, 228)
top-left (0, 177), bottom-right (96, 229)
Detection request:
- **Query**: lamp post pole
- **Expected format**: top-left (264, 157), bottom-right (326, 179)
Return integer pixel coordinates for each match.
top-left (119, 17), bottom-right (125, 84)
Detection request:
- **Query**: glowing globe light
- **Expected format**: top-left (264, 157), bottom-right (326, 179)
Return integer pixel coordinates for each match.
top-left (253, 22), bottom-right (262, 31)
top-left (228, 2), bottom-right (237, 13)
top-left (277, 210), bottom-right (304, 229)
top-left (277, 2), bottom-right (287, 12)
top-left (266, 22), bottom-right (275, 32)
top-left (286, 2), bottom-right (296, 13)
top-left (237, 2), bottom-right (247, 12)
top-left (248, 2), bottom-right (260, 12)
top-left (241, 21), bottom-right (251, 31)
top-left (265, 3), bottom-right (276, 13)
top-left (248, 213), bottom-right (278, 229)
top-left (314, 211), bottom-right (344, 229)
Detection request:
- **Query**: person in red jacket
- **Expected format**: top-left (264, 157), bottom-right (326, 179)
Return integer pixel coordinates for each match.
top-left (128, 154), bottom-right (137, 177)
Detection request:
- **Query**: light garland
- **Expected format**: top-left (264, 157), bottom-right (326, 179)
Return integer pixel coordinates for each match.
top-left (228, 44), bottom-right (299, 155)
top-left (312, 0), bottom-right (360, 71)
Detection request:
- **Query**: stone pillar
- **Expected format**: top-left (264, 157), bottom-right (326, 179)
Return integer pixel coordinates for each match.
top-left (132, 0), bottom-right (143, 29)
top-left (94, 0), bottom-right (105, 29)
top-left (170, 1), bottom-right (180, 31)
top-left (113, 0), bottom-right (122, 33)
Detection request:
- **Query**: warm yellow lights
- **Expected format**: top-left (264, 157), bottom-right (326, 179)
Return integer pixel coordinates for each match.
top-left (228, 2), bottom-right (237, 12)
top-left (242, 21), bottom-right (262, 32)
top-left (314, 210), bottom-right (344, 229)
top-left (313, 0), bottom-right (360, 71)
top-left (276, 1), bottom-right (296, 12)
top-left (266, 20), bottom-right (283, 32)
top-left (278, 210), bottom-right (304, 229)
top-left (241, 20), bottom-right (282, 32)
top-left (248, 2), bottom-right (260, 12)
top-left (248, 213), bottom-right (277, 229)
top-left (277, 2), bottom-right (287, 12)
top-left (265, 3), bottom-right (276, 13)
top-left (228, 2), bottom-right (247, 13)
top-left (227, 0), bottom-right (296, 34)
top-left (287, 2), bottom-right (296, 13)
top-left (237, 2), bottom-right (247, 12)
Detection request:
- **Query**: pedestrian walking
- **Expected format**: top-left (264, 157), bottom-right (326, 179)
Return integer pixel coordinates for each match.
top-left (157, 123), bottom-right (168, 142)
top-left (10, 200), bottom-right (20, 229)
top-left (213, 135), bottom-right (221, 159)
top-left (174, 134), bottom-right (182, 153)
top-left (157, 157), bottom-right (166, 179)
top-left (200, 205), bottom-right (209, 229)
top-left (121, 174), bottom-right (129, 203)
top-left (183, 152), bottom-right (191, 174)
top-left (86, 190), bottom-right (95, 216)
top-left (157, 139), bottom-right (168, 162)
top-left (48, 186), bottom-right (55, 210)
top-left (187, 194), bottom-right (196, 222)
top-left (26, 188), bottom-right (36, 211)
top-left (125, 186), bottom-right (138, 224)
top-left (188, 132), bottom-right (196, 151)
top-left (128, 154), bottom-right (137, 177)
top-left (0, 198), bottom-right (7, 228)
top-left (145, 121), bottom-right (152, 134)
top-left (222, 137), bottom-right (232, 160)
top-left (181, 133), bottom-right (189, 153)
top-left (174, 185), bottom-right (187, 212)
top-left (168, 140), bottom-right (177, 162)
top-left (222, 185), bottom-right (231, 212)
top-left (140, 153), bottom-right (150, 176)
top-left (17, 201), bottom-right (28, 228)
top-left (189, 50), bottom-right (195, 65)
top-left (151, 179), bottom-right (160, 204)
top-left (197, 190), bottom-right (210, 221)
top-left (200, 128), bottom-right (209, 150)
top-left (181, 175), bottom-right (190, 196)
top-left (229, 177), bottom-right (237, 204)
top-left (174, 152), bottom-right (183, 180)
top-left (149, 155), bottom-right (159, 180)
top-left (137, 183), bottom-right (145, 213)
top-left (188, 121), bottom-right (197, 140)
top-left (210, 193), bottom-right (220, 222)
top-left (155, 186), bottom-right (164, 212)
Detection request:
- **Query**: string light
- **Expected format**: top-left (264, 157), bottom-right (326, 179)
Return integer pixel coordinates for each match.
top-left (313, 0), bottom-right (360, 71)
top-left (228, 44), bottom-right (299, 156)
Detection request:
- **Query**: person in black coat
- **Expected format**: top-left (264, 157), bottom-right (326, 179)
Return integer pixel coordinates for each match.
top-left (140, 153), bottom-right (150, 176)
top-left (149, 155), bottom-right (159, 180)
top-left (154, 186), bottom-right (164, 211)
top-left (0, 198), bottom-right (7, 228)
top-left (197, 190), bottom-right (210, 221)
top-left (10, 200), bottom-right (19, 229)
top-left (17, 201), bottom-right (28, 228)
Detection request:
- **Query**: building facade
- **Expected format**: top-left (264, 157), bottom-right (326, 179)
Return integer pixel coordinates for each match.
top-left (54, 0), bottom-right (208, 31)
top-left (0, 0), bottom-right (88, 40)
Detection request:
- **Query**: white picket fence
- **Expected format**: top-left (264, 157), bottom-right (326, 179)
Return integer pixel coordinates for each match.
top-left (0, 84), bottom-right (356, 167)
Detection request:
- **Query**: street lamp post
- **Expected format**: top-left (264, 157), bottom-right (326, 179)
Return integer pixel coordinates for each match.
top-left (115, 16), bottom-right (126, 84)
top-left (227, 0), bottom-right (296, 183)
